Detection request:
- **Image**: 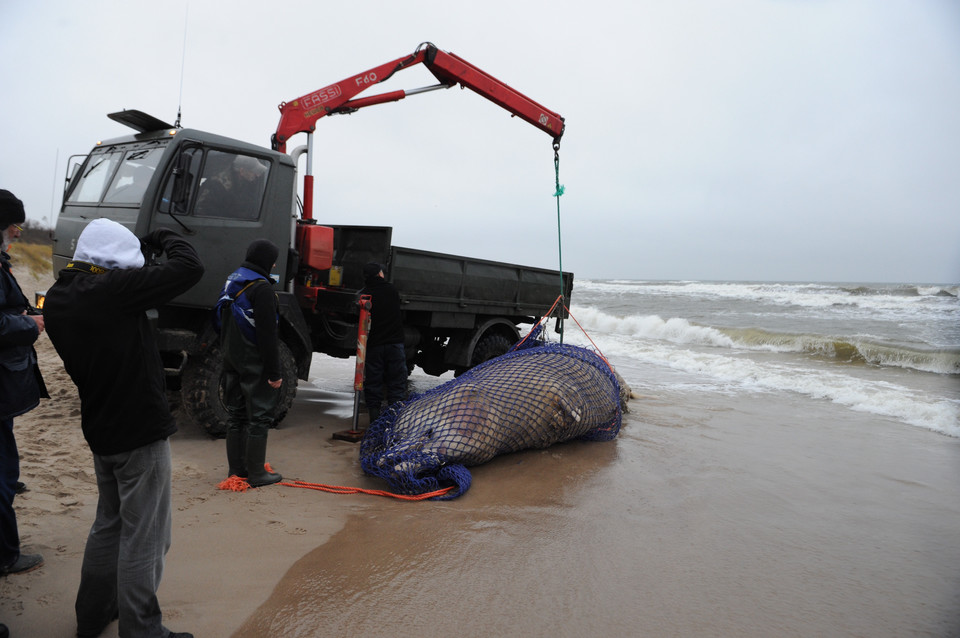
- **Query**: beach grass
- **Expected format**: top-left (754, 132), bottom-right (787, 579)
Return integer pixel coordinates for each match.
top-left (8, 241), bottom-right (53, 280)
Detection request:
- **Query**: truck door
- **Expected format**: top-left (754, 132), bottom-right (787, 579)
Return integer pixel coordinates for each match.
top-left (151, 144), bottom-right (290, 310)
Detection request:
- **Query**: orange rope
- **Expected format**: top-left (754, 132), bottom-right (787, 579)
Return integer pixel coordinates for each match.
top-left (513, 296), bottom-right (616, 377)
top-left (512, 294), bottom-right (564, 351)
top-left (563, 304), bottom-right (616, 375)
top-left (216, 466), bottom-right (453, 500)
top-left (279, 479), bottom-right (454, 501)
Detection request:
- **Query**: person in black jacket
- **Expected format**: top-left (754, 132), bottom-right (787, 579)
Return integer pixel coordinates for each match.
top-left (360, 262), bottom-right (407, 423)
top-left (43, 218), bottom-right (202, 638)
top-left (0, 189), bottom-right (47, 582)
top-left (215, 239), bottom-right (283, 487)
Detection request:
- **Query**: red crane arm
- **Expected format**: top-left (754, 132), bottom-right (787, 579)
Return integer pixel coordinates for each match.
top-left (271, 42), bottom-right (565, 153)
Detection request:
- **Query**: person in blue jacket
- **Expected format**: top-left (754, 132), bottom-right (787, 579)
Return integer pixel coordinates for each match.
top-left (215, 239), bottom-right (283, 487)
top-left (0, 189), bottom-right (47, 584)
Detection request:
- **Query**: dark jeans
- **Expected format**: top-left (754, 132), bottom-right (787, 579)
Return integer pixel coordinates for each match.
top-left (364, 343), bottom-right (408, 418)
top-left (0, 417), bottom-right (19, 567)
top-left (76, 439), bottom-right (173, 638)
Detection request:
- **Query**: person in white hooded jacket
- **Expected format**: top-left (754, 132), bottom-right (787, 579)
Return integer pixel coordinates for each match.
top-left (43, 219), bottom-right (202, 638)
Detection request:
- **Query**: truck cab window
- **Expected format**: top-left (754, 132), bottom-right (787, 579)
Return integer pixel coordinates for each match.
top-left (194, 151), bottom-right (269, 220)
top-left (66, 149), bottom-right (123, 203)
top-left (102, 147), bottom-right (164, 205)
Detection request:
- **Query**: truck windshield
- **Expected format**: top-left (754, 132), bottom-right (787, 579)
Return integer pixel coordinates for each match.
top-left (67, 144), bottom-right (165, 206)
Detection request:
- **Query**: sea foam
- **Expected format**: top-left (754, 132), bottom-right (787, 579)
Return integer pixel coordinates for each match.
top-left (564, 305), bottom-right (960, 437)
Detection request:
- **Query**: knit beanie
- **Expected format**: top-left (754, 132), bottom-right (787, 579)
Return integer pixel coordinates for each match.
top-left (244, 239), bottom-right (279, 275)
top-left (74, 218), bottom-right (145, 270)
top-left (0, 190), bottom-right (25, 226)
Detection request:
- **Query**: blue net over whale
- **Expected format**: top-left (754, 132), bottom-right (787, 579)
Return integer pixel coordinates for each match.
top-left (359, 329), bottom-right (625, 499)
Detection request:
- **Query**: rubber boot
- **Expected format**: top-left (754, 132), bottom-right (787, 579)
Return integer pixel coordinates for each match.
top-left (226, 430), bottom-right (247, 478)
top-left (245, 435), bottom-right (281, 487)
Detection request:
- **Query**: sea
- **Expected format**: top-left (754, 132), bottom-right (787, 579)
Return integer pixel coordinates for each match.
top-left (252, 278), bottom-right (960, 637)
top-left (310, 279), bottom-right (960, 439)
top-left (562, 279), bottom-right (959, 438)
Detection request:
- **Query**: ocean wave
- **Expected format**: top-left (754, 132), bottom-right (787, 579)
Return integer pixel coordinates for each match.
top-left (569, 305), bottom-right (960, 375)
top-left (622, 343), bottom-right (960, 438)
top-left (718, 327), bottom-right (960, 375)
top-left (559, 328), bottom-right (959, 438)
top-left (577, 279), bottom-right (960, 312)
top-left (569, 306), bottom-right (736, 348)
top-left (843, 284), bottom-right (959, 298)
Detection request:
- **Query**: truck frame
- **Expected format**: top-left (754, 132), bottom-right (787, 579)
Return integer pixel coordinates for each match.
top-left (49, 43), bottom-right (572, 437)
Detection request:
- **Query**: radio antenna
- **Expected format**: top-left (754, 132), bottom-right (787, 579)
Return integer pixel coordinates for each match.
top-left (175, 5), bottom-right (189, 128)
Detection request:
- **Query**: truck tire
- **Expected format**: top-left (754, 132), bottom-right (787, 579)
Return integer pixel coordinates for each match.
top-left (273, 341), bottom-right (299, 424)
top-left (181, 342), bottom-right (298, 438)
top-left (470, 333), bottom-right (513, 367)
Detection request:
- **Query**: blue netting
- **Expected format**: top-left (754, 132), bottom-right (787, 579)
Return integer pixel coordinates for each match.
top-left (359, 332), bottom-right (624, 499)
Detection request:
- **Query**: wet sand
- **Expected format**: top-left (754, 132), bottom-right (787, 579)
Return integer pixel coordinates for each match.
top-left (3, 268), bottom-right (960, 637)
top-left (235, 386), bottom-right (960, 638)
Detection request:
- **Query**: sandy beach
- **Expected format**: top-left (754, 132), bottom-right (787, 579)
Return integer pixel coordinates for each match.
top-left (2, 267), bottom-right (960, 637)
top-left (0, 268), bottom-right (373, 637)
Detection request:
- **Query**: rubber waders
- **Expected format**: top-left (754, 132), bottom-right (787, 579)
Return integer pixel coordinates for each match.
top-left (226, 430), bottom-right (248, 478)
top-left (245, 434), bottom-right (282, 487)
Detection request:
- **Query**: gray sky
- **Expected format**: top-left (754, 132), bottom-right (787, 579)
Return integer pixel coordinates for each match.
top-left (2, 0), bottom-right (958, 283)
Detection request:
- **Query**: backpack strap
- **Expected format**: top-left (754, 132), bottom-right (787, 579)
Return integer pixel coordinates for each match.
top-left (234, 279), bottom-right (263, 300)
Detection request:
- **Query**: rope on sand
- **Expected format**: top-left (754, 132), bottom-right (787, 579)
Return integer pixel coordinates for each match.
top-left (216, 465), bottom-right (454, 500)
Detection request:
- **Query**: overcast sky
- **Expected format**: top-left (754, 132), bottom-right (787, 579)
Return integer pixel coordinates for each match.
top-left (2, 0), bottom-right (958, 283)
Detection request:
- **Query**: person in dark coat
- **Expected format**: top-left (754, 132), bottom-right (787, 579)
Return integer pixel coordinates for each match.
top-left (0, 189), bottom-right (47, 581)
top-left (43, 218), bottom-right (202, 638)
top-left (215, 239), bottom-right (283, 487)
top-left (360, 262), bottom-right (407, 423)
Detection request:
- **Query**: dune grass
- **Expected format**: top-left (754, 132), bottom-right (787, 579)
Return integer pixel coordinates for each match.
top-left (7, 241), bottom-right (53, 280)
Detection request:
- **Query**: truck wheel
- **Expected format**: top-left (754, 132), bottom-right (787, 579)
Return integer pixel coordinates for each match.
top-left (181, 342), bottom-right (299, 439)
top-left (181, 345), bottom-right (230, 438)
top-left (470, 333), bottom-right (513, 367)
top-left (273, 341), bottom-right (299, 424)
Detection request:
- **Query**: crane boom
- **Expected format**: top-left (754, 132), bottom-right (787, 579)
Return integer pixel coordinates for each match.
top-left (271, 42), bottom-right (565, 154)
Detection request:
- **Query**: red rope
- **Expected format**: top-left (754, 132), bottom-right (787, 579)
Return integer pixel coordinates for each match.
top-left (279, 479), bottom-right (453, 500)
top-left (512, 296), bottom-right (616, 377)
top-left (216, 468), bottom-right (453, 500)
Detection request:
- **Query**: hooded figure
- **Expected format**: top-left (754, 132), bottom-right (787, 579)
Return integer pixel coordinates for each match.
top-left (216, 238), bottom-right (283, 487)
top-left (72, 218), bottom-right (146, 270)
top-left (43, 220), bottom-right (202, 638)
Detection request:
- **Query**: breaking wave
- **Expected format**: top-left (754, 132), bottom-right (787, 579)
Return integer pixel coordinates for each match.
top-left (718, 327), bottom-right (960, 375)
top-left (570, 305), bottom-right (960, 375)
top-left (565, 305), bottom-right (960, 437)
top-left (582, 279), bottom-right (959, 312)
top-left (843, 284), bottom-right (958, 298)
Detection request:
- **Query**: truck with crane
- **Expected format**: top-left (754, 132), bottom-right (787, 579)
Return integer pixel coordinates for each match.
top-left (48, 42), bottom-right (572, 437)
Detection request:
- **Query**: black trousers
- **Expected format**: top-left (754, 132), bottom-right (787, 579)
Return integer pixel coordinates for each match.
top-left (0, 417), bottom-right (20, 567)
top-left (364, 343), bottom-right (407, 418)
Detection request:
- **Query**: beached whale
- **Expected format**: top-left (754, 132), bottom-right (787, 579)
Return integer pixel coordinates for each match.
top-left (360, 339), bottom-right (630, 498)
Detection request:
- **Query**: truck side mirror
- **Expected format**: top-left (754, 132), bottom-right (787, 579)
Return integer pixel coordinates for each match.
top-left (170, 152), bottom-right (193, 210)
top-left (62, 156), bottom-right (86, 204)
